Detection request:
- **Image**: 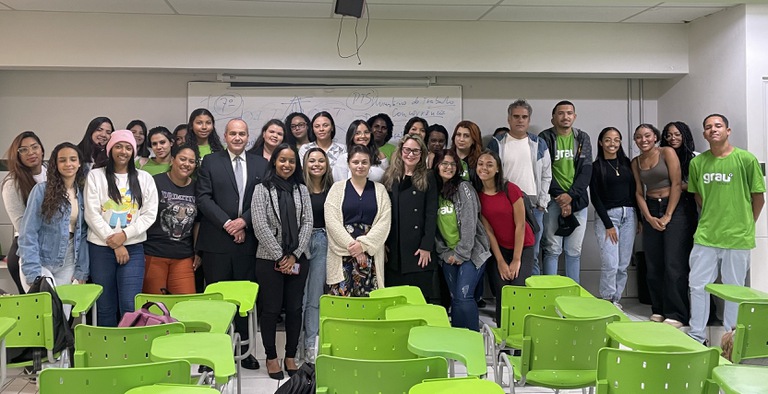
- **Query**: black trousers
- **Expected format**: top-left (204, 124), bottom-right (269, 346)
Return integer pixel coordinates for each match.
top-left (255, 256), bottom-right (308, 360)
top-left (7, 237), bottom-right (25, 294)
top-left (643, 197), bottom-right (691, 322)
top-left (385, 268), bottom-right (439, 304)
top-left (487, 246), bottom-right (534, 323)
top-left (202, 252), bottom-right (256, 342)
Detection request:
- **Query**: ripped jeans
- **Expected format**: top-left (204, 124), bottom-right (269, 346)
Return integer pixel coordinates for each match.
top-left (441, 260), bottom-right (485, 331)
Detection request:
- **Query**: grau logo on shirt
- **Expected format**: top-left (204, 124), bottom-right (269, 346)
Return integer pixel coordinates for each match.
top-left (555, 150), bottom-right (574, 160)
top-left (703, 172), bottom-right (733, 184)
top-left (439, 205), bottom-right (454, 215)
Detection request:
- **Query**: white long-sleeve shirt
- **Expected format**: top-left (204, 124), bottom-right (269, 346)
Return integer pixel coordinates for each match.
top-left (84, 167), bottom-right (158, 246)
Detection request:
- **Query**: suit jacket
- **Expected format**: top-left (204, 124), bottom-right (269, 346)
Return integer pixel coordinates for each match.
top-left (386, 172), bottom-right (438, 274)
top-left (196, 150), bottom-right (268, 255)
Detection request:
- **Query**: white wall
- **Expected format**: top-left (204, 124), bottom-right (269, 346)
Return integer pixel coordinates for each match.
top-left (0, 11), bottom-right (688, 76)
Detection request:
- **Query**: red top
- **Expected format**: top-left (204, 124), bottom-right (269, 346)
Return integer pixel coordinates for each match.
top-left (479, 182), bottom-right (535, 250)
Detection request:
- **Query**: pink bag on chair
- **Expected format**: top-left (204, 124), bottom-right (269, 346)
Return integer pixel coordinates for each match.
top-left (118, 301), bottom-right (178, 327)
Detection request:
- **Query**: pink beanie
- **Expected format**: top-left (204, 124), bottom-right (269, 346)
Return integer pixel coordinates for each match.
top-left (106, 129), bottom-right (137, 156)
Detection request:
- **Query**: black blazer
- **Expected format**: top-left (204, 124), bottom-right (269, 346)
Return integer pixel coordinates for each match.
top-left (196, 150), bottom-right (268, 255)
top-left (387, 172), bottom-right (438, 274)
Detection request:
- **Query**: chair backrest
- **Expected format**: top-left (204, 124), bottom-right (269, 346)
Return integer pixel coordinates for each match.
top-left (134, 292), bottom-right (224, 315)
top-left (499, 285), bottom-right (581, 339)
top-left (316, 354), bottom-right (447, 394)
top-left (39, 360), bottom-right (191, 393)
top-left (73, 322), bottom-right (186, 367)
top-left (733, 301), bottom-right (768, 363)
top-left (520, 314), bottom-right (618, 377)
top-left (319, 294), bottom-right (407, 320)
top-left (204, 281), bottom-right (260, 317)
top-left (0, 292), bottom-right (54, 349)
top-left (319, 317), bottom-right (426, 360)
top-left (596, 347), bottom-right (720, 394)
top-left (370, 286), bottom-right (427, 305)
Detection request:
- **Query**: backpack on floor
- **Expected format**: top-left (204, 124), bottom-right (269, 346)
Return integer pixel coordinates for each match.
top-left (275, 362), bottom-right (315, 394)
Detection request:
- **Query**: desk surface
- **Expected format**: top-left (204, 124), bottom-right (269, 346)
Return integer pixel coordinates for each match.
top-left (171, 300), bottom-right (236, 334)
top-left (125, 384), bottom-right (220, 394)
top-left (57, 283), bottom-right (103, 317)
top-left (0, 317), bottom-right (16, 338)
top-left (151, 332), bottom-right (235, 383)
top-left (555, 296), bottom-right (630, 321)
top-left (386, 304), bottom-right (450, 327)
top-left (407, 326), bottom-right (487, 376)
top-left (713, 365), bottom-right (768, 394)
top-left (606, 321), bottom-right (703, 352)
top-left (525, 276), bottom-right (593, 297)
top-left (705, 284), bottom-right (768, 303)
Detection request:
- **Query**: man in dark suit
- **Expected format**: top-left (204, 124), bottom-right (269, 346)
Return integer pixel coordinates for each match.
top-left (196, 118), bottom-right (267, 369)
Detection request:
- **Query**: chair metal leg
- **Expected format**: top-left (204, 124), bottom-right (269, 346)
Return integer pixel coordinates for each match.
top-left (1, 338), bottom-right (6, 388)
top-left (449, 359), bottom-right (455, 377)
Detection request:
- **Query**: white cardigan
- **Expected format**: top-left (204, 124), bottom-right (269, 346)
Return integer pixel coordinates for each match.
top-left (324, 180), bottom-right (391, 289)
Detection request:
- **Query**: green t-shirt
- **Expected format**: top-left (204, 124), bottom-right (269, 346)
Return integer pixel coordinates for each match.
top-left (688, 148), bottom-right (766, 249)
top-left (458, 159), bottom-right (470, 181)
top-left (552, 133), bottom-right (575, 191)
top-left (198, 144), bottom-right (212, 159)
top-left (136, 158), bottom-right (170, 176)
top-left (379, 143), bottom-right (396, 160)
top-left (437, 196), bottom-right (460, 250)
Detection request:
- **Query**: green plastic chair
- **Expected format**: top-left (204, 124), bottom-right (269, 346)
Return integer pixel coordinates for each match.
top-left (38, 360), bottom-right (192, 393)
top-left (370, 285), bottom-right (428, 305)
top-left (0, 292), bottom-right (65, 375)
top-left (410, 377), bottom-right (505, 393)
top-left (171, 300), bottom-right (237, 334)
top-left (316, 354), bottom-right (448, 394)
top-left (732, 301), bottom-right (768, 363)
top-left (125, 384), bottom-right (221, 393)
top-left (597, 348), bottom-right (720, 394)
top-left (319, 294), bottom-right (408, 320)
top-left (0, 317), bottom-right (17, 386)
top-left (712, 364), bottom-right (768, 394)
top-left (482, 285), bottom-right (581, 376)
top-left (134, 292), bottom-right (224, 315)
top-left (385, 304), bottom-right (451, 327)
top-left (500, 314), bottom-right (619, 393)
top-left (73, 322), bottom-right (186, 367)
top-left (319, 317), bottom-right (427, 359)
top-left (525, 275), bottom-right (594, 298)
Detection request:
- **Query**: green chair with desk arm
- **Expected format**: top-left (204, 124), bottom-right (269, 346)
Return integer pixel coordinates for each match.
top-left (134, 292), bottom-right (224, 315)
top-left (319, 317), bottom-right (427, 360)
top-left (38, 360), bottom-right (193, 393)
top-left (319, 294), bottom-right (408, 320)
top-left (370, 285), bottom-right (427, 305)
top-left (72, 322), bottom-right (186, 367)
top-left (482, 285), bottom-right (581, 378)
top-left (315, 354), bottom-right (448, 394)
top-left (730, 300), bottom-right (768, 364)
top-left (597, 347), bottom-right (720, 394)
top-left (501, 314), bottom-right (619, 394)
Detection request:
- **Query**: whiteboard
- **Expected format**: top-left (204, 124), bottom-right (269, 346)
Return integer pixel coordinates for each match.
top-left (188, 82), bottom-right (462, 149)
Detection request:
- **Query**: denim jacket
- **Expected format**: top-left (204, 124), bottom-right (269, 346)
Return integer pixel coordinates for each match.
top-left (17, 182), bottom-right (89, 284)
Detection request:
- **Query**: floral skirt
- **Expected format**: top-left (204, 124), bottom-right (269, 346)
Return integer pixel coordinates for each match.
top-left (328, 254), bottom-right (377, 297)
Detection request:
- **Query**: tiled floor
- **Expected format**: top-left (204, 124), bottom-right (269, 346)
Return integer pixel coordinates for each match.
top-left (0, 298), bottom-right (729, 394)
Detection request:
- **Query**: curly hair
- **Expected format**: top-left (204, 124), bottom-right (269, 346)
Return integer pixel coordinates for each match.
top-left (41, 143), bottom-right (86, 222)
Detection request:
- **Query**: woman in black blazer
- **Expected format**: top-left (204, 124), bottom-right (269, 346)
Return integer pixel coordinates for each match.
top-left (382, 134), bottom-right (438, 303)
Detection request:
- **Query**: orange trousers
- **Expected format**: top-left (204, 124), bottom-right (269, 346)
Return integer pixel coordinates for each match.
top-left (142, 255), bottom-right (196, 294)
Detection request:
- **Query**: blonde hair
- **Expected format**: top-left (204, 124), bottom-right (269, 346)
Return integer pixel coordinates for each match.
top-left (302, 147), bottom-right (334, 193)
top-left (382, 134), bottom-right (429, 192)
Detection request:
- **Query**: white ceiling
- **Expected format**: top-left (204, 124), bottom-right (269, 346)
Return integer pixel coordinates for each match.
top-left (0, 0), bottom-right (745, 23)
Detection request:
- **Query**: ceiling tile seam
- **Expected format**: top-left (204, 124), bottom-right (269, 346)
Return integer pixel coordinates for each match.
top-left (164, 0), bottom-right (180, 15)
top-left (618, 3), bottom-right (662, 23)
top-left (477, 0), bottom-right (506, 21)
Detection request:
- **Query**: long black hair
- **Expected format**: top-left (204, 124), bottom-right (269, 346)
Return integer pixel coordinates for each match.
top-left (127, 120), bottom-right (151, 158)
top-left (661, 121), bottom-right (696, 181)
top-left (285, 112), bottom-right (313, 146)
top-left (262, 143), bottom-right (304, 188)
top-left (309, 111), bottom-right (337, 142)
top-left (249, 119), bottom-right (286, 156)
top-left (432, 149), bottom-right (462, 200)
top-left (471, 149), bottom-right (507, 195)
top-left (77, 116), bottom-right (114, 166)
top-left (345, 120), bottom-right (381, 166)
top-left (185, 108), bottom-right (223, 157)
top-left (595, 127), bottom-right (632, 185)
top-left (41, 143), bottom-right (85, 222)
top-left (105, 141), bottom-right (144, 209)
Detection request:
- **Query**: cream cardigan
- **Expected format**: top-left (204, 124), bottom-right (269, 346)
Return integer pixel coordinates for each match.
top-left (324, 180), bottom-right (391, 289)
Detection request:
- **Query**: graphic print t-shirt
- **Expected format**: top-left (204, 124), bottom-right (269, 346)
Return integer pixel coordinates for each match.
top-left (144, 173), bottom-right (198, 258)
top-left (552, 133), bottom-right (575, 191)
top-left (101, 173), bottom-right (138, 229)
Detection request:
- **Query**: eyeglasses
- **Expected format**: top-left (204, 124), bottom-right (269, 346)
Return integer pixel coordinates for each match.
top-left (438, 161), bottom-right (457, 168)
top-left (290, 122), bottom-right (307, 130)
top-left (18, 143), bottom-right (41, 156)
top-left (402, 147), bottom-right (422, 157)
top-left (354, 130), bottom-right (372, 136)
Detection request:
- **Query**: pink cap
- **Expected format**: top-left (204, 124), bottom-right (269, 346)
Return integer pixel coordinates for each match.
top-left (106, 129), bottom-right (137, 156)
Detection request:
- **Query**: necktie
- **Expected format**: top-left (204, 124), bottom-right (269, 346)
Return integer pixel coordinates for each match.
top-left (235, 156), bottom-right (244, 205)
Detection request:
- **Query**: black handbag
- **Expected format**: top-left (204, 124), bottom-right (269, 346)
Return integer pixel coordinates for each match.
top-left (275, 362), bottom-right (315, 394)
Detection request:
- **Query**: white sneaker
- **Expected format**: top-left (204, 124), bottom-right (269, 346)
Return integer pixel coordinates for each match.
top-left (612, 301), bottom-right (623, 311)
top-left (650, 314), bottom-right (664, 322)
top-left (663, 318), bottom-right (684, 329)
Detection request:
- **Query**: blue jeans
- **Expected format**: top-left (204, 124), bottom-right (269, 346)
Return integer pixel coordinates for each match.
top-left (530, 208), bottom-right (545, 276)
top-left (89, 242), bottom-right (146, 327)
top-left (303, 229), bottom-right (327, 348)
top-left (542, 201), bottom-right (588, 283)
top-left (442, 260), bottom-right (485, 331)
top-left (595, 207), bottom-right (636, 302)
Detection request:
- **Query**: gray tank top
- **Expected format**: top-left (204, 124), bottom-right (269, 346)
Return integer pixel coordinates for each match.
top-left (638, 152), bottom-right (671, 191)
